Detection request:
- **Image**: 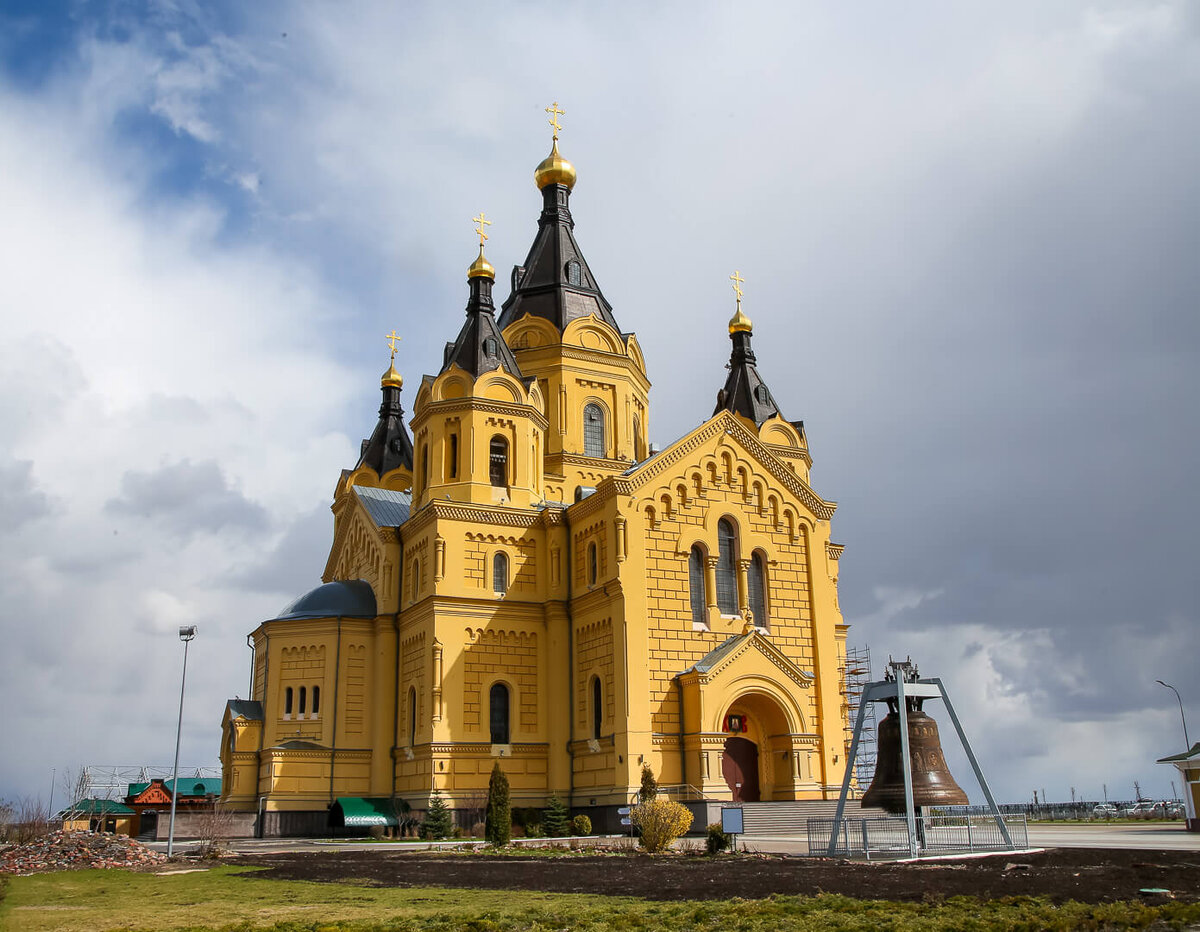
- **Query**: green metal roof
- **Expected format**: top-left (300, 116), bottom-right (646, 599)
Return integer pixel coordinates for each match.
top-left (126, 778), bottom-right (222, 798)
top-left (331, 797), bottom-right (401, 827)
top-left (1157, 742), bottom-right (1200, 763)
top-left (60, 798), bottom-right (135, 817)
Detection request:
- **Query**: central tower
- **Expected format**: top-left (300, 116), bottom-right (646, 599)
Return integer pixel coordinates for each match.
top-left (497, 104), bottom-right (650, 502)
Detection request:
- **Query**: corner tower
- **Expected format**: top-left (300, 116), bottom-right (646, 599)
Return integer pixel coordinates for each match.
top-left (498, 104), bottom-right (650, 502)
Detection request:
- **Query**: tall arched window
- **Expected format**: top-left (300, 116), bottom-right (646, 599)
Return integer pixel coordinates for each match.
top-left (420, 444), bottom-right (428, 489)
top-left (489, 435), bottom-right (508, 487)
top-left (748, 552), bottom-right (767, 629)
top-left (592, 676), bottom-right (603, 739)
top-left (298, 686), bottom-right (307, 716)
top-left (583, 403), bottom-right (604, 458)
top-left (408, 687), bottom-right (417, 746)
top-left (633, 414), bottom-right (644, 461)
top-left (688, 545), bottom-right (707, 627)
top-left (284, 686), bottom-right (293, 718)
top-left (588, 541), bottom-right (599, 585)
top-left (489, 682), bottom-right (510, 744)
top-left (311, 685), bottom-right (321, 716)
top-left (716, 518), bottom-right (738, 615)
top-left (448, 433), bottom-right (458, 479)
top-left (493, 551), bottom-right (508, 595)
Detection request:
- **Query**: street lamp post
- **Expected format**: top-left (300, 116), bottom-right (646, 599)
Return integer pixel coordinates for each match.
top-left (1156, 680), bottom-right (1190, 751)
top-left (167, 625), bottom-right (197, 858)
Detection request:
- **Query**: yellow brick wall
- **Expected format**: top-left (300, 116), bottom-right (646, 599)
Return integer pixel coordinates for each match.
top-left (343, 643), bottom-right (368, 737)
top-left (401, 632), bottom-right (425, 742)
top-left (462, 629), bottom-right (539, 735)
top-left (576, 618), bottom-right (615, 733)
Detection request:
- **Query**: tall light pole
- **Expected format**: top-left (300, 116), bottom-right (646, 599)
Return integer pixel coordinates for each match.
top-left (1156, 680), bottom-right (1190, 751)
top-left (167, 625), bottom-right (197, 858)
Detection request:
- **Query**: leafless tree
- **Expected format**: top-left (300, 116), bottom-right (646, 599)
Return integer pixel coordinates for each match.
top-left (3, 796), bottom-right (50, 844)
top-left (193, 800), bottom-right (237, 857)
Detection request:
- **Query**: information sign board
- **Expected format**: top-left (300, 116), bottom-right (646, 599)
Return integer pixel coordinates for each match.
top-left (720, 807), bottom-right (744, 835)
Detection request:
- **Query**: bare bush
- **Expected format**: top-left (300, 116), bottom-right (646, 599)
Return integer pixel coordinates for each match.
top-left (3, 796), bottom-right (50, 845)
top-left (193, 801), bottom-right (237, 858)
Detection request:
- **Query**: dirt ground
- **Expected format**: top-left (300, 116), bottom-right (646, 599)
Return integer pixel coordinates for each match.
top-left (239, 847), bottom-right (1200, 905)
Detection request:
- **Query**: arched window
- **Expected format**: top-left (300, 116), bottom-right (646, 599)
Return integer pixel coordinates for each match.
top-left (284, 686), bottom-right (293, 718)
top-left (449, 433), bottom-right (458, 479)
top-left (633, 414), bottom-right (644, 461)
top-left (311, 685), bottom-right (320, 716)
top-left (298, 686), bottom-right (307, 716)
top-left (566, 259), bottom-right (582, 286)
top-left (583, 403), bottom-right (604, 458)
top-left (748, 552), bottom-right (767, 629)
top-left (408, 687), bottom-right (417, 746)
top-left (588, 541), bottom-right (598, 585)
top-left (592, 676), bottom-right (603, 739)
top-left (489, 435), bottom-right (508, 487)
top-left (493, 551), bottom-right (508, 595)
top-left (716, 518), bottom-right (738, 615)
top-left (688, 545), bottom-right (707, 627)
top-left (411, 558), bottom-right (420, 600)
top-left (489, 682), bottom-right (510, 744)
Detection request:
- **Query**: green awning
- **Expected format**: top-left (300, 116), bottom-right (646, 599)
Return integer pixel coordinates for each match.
top-left (331, 797), bottom-right (400, 827)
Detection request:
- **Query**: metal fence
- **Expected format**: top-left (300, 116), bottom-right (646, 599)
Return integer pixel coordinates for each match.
top-left (807, 812), bottom-right (1028, 859)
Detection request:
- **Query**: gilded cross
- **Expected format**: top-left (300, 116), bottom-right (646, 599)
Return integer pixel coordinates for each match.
top-left (730, 270), bottom-right (745, 309)
top-left (473, 212), bottom-right (492, 246)
top-left (545, 101), bottom-right (564, 140)
top-left (385, 329), bottom-right (402, 362)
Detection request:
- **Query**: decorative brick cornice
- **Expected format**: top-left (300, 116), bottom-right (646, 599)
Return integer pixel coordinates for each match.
top-left (826, 542), bottom-right (844, 561)
top-left (428, 742), bottom-right (548, 756)
top-left (403, 500), bottom-right (543, 536)
top-left (412, 397), bottom-right (549, 432)
top-left (627, 411), bottom-right (836, 521)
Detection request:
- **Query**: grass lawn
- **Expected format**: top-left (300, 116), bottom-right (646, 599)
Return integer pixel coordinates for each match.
top-left (2, 866), bottom-right (1199, 932)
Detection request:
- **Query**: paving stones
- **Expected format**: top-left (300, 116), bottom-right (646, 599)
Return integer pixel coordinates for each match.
top-left (0, 830), bottom-right (168, 875)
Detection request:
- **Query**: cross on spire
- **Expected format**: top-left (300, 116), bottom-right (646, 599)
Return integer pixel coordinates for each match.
top-left (473, 212), bottom-right (492, 247)
top-left (545, 101), bottom-right (564, 140)
top-left (385, 329), bottom-right (402, 362)
top-left (730, 270), bottom-right (745, 309)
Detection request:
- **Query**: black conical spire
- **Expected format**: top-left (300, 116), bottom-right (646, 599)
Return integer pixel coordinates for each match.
top-left (441, 260), bottom-right (525, 380)
top-left (356, 360), bottom-right (414, 476)
top-left (714, 281), bottom-right (783, 426)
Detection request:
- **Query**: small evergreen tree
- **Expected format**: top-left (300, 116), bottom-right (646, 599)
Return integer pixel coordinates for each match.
top-left (421, 789), bottom-right (453, 840)
top-left (485, 762), bottom-right (511, 846)
top-left (639, 763), bottom-right (658, 802)
top-left (542, 795), bottom-right (570, 837)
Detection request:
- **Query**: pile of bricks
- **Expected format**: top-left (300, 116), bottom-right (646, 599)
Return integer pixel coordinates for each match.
top-left (0, 831), bottom-right (168, 875)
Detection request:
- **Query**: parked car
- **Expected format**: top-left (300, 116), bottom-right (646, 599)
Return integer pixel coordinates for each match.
top-left (1092, 803), bottom-right (1118, 818)
top-left (1122, 801), bottom-right (1164, 819)
top-left (1165, 802), bottom-right (1185, 818)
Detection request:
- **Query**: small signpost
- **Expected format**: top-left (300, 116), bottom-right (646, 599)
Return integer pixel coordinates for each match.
top-left (618, 805), bottom-right (633, 837)
top-left (721, 806), bottom-right (743, 853)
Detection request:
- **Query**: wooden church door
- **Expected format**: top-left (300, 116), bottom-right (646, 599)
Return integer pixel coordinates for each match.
top-left (722, 736), bottom-right (761, 801)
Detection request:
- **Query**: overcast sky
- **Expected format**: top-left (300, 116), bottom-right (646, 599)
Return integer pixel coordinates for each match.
top-left (1, 0), bottom-right (1196, 808)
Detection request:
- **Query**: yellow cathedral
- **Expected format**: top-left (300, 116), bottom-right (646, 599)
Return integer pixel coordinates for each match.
top-left (219, 113), bottom-right (851, 836)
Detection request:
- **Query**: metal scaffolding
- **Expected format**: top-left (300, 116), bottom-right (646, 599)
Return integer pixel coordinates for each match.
top-left (78, 765), bottom-right (220, 800)
top-left (842, 646), bottom-right (877, 790)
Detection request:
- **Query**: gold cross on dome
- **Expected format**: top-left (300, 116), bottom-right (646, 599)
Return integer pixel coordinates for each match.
top-left (473, 212), bottom-right (492, 246)
top-left (385, 329), bottom-right (402, 361)
top-left (545, 101), bottom-right (564, 140)
top-left (730, 270), bottom-right (745, 308)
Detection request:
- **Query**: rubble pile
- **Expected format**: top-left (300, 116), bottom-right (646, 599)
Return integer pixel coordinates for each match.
top-left (0, 831), bottom-right (168, 875)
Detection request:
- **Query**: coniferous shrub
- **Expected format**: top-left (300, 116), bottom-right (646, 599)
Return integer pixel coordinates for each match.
top-left (421, 789), bottom-right (453, 840)
top-left (631, 798), bottom-right (692, 853)
top-left (570, 813), bottom-right (592, 836)
top-left (543, 796), bottom-right (570, 837)
top-left (639, 763), bottom-right (658, 802)
top-left (485, 761), bottom-right (511, 846)
top-left (706, 822), bottom-right (731, 854)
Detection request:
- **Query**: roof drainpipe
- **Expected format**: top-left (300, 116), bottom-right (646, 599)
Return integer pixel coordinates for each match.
top-left (246, 634), bottom-right (256, 700)
top-left (563, 507), bottom-right (576, 808)
top-left (329, 616), bottom-right (343, 808)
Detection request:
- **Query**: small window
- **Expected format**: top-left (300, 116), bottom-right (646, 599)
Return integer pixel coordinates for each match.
top-left (755, 384), bottom-right (770, 404)
top-left (716, 518), bottom-right (738, 615)
top-left (311, 685), bottom-right (321, 716)
top-left (633, 414), bottom-right (643, 461)
top-left (583, 403), bottom-right (604, 458)
top-left (420, 445), bottom-right (428, 488)
top-left (411, 558), bottom-right (420, 599)
top-left (449, 433), bottom-right (458, 479)
top-left (566, 259), bottom-right (582, 286)
top-left (688, 546), bottom-right (707, 627)
top-left (284, 686), bottom-right (293, 717)
top-left (408, 687), bottom-right (417, 746)
top-left (484, 337), bottom-right (498, 358)
top-left (749, 552), bottom-right (768, 628)
top-left (489, 682), bottom-right (510, 744)
top-left (298, 686), bottom-right (307, 716)
top-left (592, 676), bottom-right (603, 739)
top-left (493, 551), bottom-right (509, 595)
top-left (588, 541), bottom-right (598, 585)
top-left (490, 436), bottom-right (508, 487)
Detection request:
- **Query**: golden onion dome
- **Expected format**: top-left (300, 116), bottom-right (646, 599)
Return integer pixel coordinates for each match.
top-left (468, 245), bottom-right (496, 280)
top-left (534, 139), bottom-right (577, 190)
top-left (728, 306), bottom-right (753, 334)
top-left (381, 362), bottom-right (403, 389)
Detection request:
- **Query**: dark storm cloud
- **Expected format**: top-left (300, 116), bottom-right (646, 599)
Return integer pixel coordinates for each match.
top-left (229, 504), bottom-right (333, 599)
top-left (105, 459), bottom-right (269, 535)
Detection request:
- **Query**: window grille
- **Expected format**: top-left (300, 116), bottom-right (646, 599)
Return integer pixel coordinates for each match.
top-left (489, 436), bottom-right (508, 486)
top-left (689, 546), bottom-right (707, 626)
top-left (493, 552), bottom-right (509, 595)
top-left (583, 403), bottom-right (604, 457)
top-left (749, 552), bottom-right (767, 628)
top-left (716, 519), bottom-right (738, 614)
top-left (489, 683), bottom-right (510, 744)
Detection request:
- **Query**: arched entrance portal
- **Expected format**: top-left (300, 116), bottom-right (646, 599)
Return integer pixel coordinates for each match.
top-left (718, 689), bottom-right (799, 801)
top-left (722, 736), bottom-right (760, 801)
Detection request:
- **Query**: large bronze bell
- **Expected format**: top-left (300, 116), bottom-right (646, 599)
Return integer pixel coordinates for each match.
top-left (861, 702), bottom-right (968, 813)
